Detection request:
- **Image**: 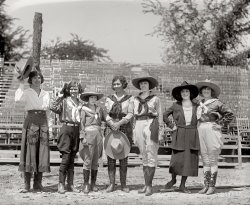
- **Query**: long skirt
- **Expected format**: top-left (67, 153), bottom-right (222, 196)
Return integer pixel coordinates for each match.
top-left (169, 149), bottom-right (199, 176)
top-left (19, 110), bottom-right (50, 173)
top-left (169, 129), bottom-right (199, 177)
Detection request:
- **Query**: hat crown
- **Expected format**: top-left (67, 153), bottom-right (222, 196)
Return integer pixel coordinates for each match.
top-left (132, 69), bottom-right (159, 90)
top-left (180, 81), bottom-right (189, 86)
top-left (83, 87), bottom-right (97, 93)
top-left (137, 70), bottom-right (155, 78)
top-left (104, 130), bottom-right (131, 160)
top-left (111, 139), bottom-right (123, 153)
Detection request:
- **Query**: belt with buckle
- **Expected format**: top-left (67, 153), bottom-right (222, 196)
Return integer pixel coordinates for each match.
top-left (28, 110), bottom-right (46, 115)
top-left (136, 116), bottom-right (155, 121)
top-left (64, 122), bottom-right (79, 126)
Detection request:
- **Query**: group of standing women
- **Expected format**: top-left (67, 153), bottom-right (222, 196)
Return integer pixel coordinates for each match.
top-left (15, 59), bottom-right (234, 196)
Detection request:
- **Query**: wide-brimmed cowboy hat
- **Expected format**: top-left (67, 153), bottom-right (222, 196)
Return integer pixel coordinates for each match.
top-left (172, 81), bottom-right (199, 101)
top-left (104, 131), bottom-right (131, 160)
top-left (16, 57), bottom-right (34, 80)
top-left (196, 79), bottom-right (221, 98)
top-left (132, 73), bottom-right (158, 90)
top-left (80, 90), bottom-right (104, 102)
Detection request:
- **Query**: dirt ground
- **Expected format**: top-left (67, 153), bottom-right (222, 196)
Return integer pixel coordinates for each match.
top-left (0, 163), bottom-right (250, 205)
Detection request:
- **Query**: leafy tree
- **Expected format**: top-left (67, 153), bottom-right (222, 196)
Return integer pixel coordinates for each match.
top-left (142, 0), bottom-right (250, 66)
top-left (41, 34), bottom-right (111, 62)
top-left (0, 0), bottom-right (30, 61)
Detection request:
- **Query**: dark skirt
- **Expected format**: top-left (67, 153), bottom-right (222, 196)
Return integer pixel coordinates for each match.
top-left (19, 110), bottom-right (50, 173)
top-left (169, 149), bottom-right (199, 176)
top-left (169, 128), bottom-right (199, 177)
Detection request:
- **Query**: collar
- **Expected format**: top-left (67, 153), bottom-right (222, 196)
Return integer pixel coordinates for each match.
top-left (138, 90), bottom-right (154, 98)
top-left (27, 88), bottom-right (47, 97)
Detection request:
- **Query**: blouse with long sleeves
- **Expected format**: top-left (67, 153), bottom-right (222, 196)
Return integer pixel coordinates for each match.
top-left (15, 83), bottom-right (50, 111)
top-left (79, 103), bottom-right (105, 139)
top-left (133, 92), bottom-right (163, 126)
top-left (105, 93), bottom-right (134, 123)
top-left (50, 96), bottom-right (95, 125)
top-left (50, 96), bottom-right (82, 124)
top-left (197, 98), bottom-right (234, 126)
top-left (80, 103), bottom-right (105, 128)
top-left (133, 92), bottom-right (163, 143)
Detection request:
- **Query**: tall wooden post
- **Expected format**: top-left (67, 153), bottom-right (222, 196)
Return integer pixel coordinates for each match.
top-left (32, 12), bottom-right (43, 72)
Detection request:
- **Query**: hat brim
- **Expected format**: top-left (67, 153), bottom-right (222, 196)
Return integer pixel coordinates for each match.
top-left (80, 92), bottom-right (104, 101)
top-left (196, 82), bottom-right (221, 98)
top-left (17, 57), bottom-right (34, 80)
top-left (104, 131), bottom-right (131, 160)
top-left (132, 76), bottom-right (158, 90)
top-left (172, 84), bottom-right (199, 101)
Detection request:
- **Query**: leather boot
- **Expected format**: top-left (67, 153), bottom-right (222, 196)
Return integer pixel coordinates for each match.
top-left (20, 172), bottom-right (31, 193)
top-left (145, 166), bottom-right (155, 196)
top-left (58, 171), bottom-right (66, 194)
top-left (206, 171), bottom-right (217, 195)
top-left (33, 172), bottom-right (43, 191)
top-left (138, 166), bottom-right (148, 194)
top-left (106, 158), bottom-right (116, 193)
top-left (120, 158), bottom-right (129, 193)
top-left (67, 170), bottom-right (80, 193)
top-left (90, 170), bottom-right (99, 192)
top-left (199, 171), bottom-right (211, 194)
top-left (83, 169), bottom-right (90, 194)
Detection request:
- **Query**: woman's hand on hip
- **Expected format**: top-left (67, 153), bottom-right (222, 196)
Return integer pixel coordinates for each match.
top-left (212, 123), bottom-right (221, 131)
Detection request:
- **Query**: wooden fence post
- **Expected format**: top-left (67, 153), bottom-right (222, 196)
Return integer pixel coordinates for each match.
top-left (32, 12), bottom-right (43, 72)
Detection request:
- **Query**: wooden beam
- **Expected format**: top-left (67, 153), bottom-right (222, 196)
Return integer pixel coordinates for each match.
top-left (32, 12), bottom-right (43, 72)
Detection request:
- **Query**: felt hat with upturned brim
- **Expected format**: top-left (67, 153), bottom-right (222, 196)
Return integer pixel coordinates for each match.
top-left (196, 80), bottom-right (221, 98)
top-left (104, 131), bottom-right (131, 160)
top-left (16, 57), bottom-right (34, 80)
top-left (172, 81), bottom-right (199, 101)
top-left (80, 91), bottom-right (104, 102)
top-left (132, 75), bottom-right (158, 90)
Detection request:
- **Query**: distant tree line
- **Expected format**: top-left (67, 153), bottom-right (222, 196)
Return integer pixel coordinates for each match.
top-left (0, 0), bottom-right (110, 62)
top-left (142, 0), bottom-right (250, 67)
top-left (0, 0), bottom-right (30, 61)
top-left (41, 34), bottom-right (111, 62)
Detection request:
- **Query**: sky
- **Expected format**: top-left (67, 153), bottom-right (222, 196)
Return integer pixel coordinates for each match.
top-left (5, 0), bottom-right (164, 64)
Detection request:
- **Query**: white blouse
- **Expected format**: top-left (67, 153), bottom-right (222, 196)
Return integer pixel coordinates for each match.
top-left (15, 83), bottom-right (50, 111)
top-left (105, 93), bottom-right (134, 122)
top-left (183, 106), bottom-right (193, 126)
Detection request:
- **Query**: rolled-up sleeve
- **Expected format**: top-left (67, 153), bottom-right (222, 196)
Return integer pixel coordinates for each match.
top-left (105, 97), bottom-right (112, 122)
top-left (123, 96), bottom-right (134, 121)
top-left (155, 97), bottom-right (163, 126)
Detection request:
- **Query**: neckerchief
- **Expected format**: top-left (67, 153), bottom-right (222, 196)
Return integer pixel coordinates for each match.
top-left (84, 103), bottom-right (101, 125)
top-left (108, 94), bottom-right (132, 116)
top-left (135, 95), bottom-right (155, 114)
top-left (197, 98), bottom-right (218, 119)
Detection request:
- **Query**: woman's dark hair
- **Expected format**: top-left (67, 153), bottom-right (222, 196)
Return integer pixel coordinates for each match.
top-left (27, 71), bottom-right (44, 84)
top-left (200, 86), bottom-right (217, 98)
top-left (176, 88), bottom-right (196, 101)
top-left (60, 81), bottom-right (84, 98)
top-left (111, 75), bottom-right (128, 90)
top-left (138, 79), bottom-right (152, 89)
